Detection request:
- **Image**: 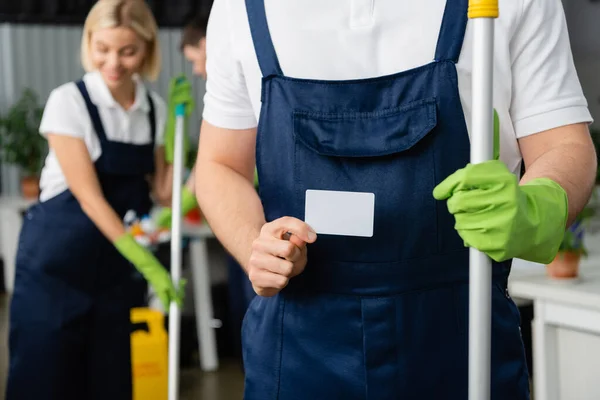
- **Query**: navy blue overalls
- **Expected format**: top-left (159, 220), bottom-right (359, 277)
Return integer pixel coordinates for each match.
top-left (242, 0), bottom-right (530, 399)
top-left (6, 80), bottom-right (155, 400)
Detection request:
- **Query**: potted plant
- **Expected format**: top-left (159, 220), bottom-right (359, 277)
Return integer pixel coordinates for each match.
top-left (547, 206), bottom-right (595, 279)
top-left (0, 89), bottom-right (47, 199)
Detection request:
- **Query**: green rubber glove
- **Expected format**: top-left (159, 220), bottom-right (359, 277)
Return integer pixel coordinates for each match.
top-left (165, 75), bottom-right (195, 166)
top-left (433, 160), bottom-right (568, 264)
top-left (114, 234), bottom-right (186, 310)
top-left (157, 186), bottom-right (198, 228)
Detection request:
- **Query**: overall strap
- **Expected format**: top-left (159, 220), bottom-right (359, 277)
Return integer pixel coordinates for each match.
top-left (245, 0), bottom-right (283, 77)
top-left (146, 92), bottom-right (156, 148)
top-left (75, 80), bottom-right (108, 142)
top-left (76, 80), bottom-right (157, 148)
top-left (434, 0), bottom-right (469, 63)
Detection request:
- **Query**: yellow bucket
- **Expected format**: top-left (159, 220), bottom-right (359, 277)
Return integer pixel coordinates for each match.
top-left (131, 308), bottom-right (168, 400)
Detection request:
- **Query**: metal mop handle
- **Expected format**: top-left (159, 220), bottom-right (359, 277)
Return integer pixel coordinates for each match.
top-left (468, 1), bottom-right (498, 400)
top-left (168, 103), bottom-right (186, 400)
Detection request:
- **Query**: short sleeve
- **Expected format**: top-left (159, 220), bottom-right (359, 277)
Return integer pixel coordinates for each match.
top-left (150, 91), bottom-right (167, 146)
top-left (39, 84), bottom-right (87, 138)
top-left (509, 0), bottom-right (593, 138)
top-left (202, 0), bottom-right (258, 130)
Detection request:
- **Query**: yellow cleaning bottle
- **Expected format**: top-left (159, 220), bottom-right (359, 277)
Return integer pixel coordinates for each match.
top-left (131, 308), bottom-right (168, 400)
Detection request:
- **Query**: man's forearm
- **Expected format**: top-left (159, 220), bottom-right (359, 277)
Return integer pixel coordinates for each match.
top-left (195, 161), bottom-right (266, 272)
top-left (521, 142), bottom-right (597, 226)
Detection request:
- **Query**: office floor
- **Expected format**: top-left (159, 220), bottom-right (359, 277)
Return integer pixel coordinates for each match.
top-left (0, 294), bottom-right (245, 400)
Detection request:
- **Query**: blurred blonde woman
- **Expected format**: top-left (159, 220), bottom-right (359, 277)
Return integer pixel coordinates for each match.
top-left (6, 1), bottom-right (185, 399)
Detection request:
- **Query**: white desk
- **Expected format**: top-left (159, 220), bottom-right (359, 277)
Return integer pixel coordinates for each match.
top-left (0, 196), bottom-right (36, 292)
top-left (509, 237), bottom-right (600, 400)
top-left (509, 258), bottom-right (546, 307)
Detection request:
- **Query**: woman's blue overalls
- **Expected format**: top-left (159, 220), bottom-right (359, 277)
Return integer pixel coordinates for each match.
top-left (6, 80), bottom-right (155, 400)
top-left (242, 0), bottom-right (530, 398)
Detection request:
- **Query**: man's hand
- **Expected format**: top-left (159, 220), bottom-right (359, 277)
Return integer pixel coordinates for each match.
top-left (248, 217), bottom-right (317, 297)
top-left (165, 75), bottom-right (195, 166)
top-left (433, 160), bottom-right (568, 264)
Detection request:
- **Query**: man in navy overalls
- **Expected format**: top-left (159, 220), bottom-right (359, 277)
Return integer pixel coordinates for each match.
top-left (239, 0), bottom-right (528, 398)
top-left (194, 0), bottom-right (597, 398)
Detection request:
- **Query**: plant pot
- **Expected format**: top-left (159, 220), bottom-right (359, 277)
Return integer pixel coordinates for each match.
top-left (21, 175), bottom-right (40, 199)
top-left (547, 251), bottom-right (580, 279)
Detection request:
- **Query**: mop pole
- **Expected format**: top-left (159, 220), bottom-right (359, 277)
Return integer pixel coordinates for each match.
top-left (468, 2), bottom-right (498, 400)
top-left (168, 104), bottom-right (186, 400)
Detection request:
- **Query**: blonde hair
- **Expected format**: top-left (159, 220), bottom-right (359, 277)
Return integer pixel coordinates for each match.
top-left (80, 0), bottom-right (161, 81)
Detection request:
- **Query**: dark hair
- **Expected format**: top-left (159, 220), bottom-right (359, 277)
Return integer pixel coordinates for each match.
top-left (180, 13), bottom-right (210, 51)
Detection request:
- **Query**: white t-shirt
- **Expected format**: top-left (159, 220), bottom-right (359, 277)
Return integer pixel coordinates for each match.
top-left (202, 0), bottom-right (593, 175)
top-left (38, 71), bottom-right (167, 202)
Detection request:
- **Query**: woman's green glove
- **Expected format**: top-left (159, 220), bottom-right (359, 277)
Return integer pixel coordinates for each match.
top-left (165, 75), bottom-right (195, 166)
top-left (114, 234), bottom-right (185, 310)
top-left (433, 160), bottom-right (568, 264)
top-left (156, 186), bottom-right (198, 228)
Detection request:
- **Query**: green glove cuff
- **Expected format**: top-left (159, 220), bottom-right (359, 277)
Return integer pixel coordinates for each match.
top-left (114, 233), bottom-right (160, 276)
top-left (164, 116), bottom-right (191, 165)
top-left (165, 75), bottom-right (194, 165)
top-left (168, 75), bottom-right (195, 115)
top-left (518, 177), bottom-right (569, 264)
top-left (156, 187), bottom-right (198, 228)
top-left (115, 233), bottom-right (184, 310)
top-left (181, 186), bottom-right (198, 215)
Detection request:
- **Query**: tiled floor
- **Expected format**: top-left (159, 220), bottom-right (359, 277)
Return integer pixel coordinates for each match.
top-left (0, 294), bottom-right (245, 400)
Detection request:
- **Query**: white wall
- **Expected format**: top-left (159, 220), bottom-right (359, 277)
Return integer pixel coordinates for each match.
top-left (0, 23), bottom-right (206, 195)
top-left (564, 0), bottom-right (600, 58)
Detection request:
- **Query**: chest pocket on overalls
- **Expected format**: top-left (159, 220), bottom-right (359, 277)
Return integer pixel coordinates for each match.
top-left (292, 97), bottom-right (439, 262)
